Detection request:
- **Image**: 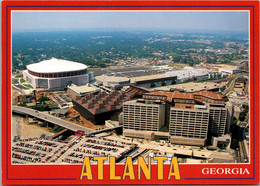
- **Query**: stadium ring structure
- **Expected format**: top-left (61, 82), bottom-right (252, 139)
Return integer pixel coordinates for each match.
top-left (22, 58), bottom-right (93, 90)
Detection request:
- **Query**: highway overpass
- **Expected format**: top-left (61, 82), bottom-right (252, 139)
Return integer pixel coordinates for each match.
top-left (12, 106), bottom-right (93, 134)
top-left (88, 125), bottom-right (122, 136)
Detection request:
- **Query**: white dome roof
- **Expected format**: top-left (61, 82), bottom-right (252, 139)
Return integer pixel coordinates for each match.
top-left (27, 58), bottom-right (87, 73)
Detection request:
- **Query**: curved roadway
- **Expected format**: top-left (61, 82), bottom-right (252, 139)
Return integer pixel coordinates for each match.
top-left (12, 106), bottom-right (93, 134)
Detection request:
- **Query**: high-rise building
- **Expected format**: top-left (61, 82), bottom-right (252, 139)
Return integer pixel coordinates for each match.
top-left (122, 89), bottom-right (230, 146)
top-left (145, 90), bottom-right (229, 138)
top-left (208, 105), bottom-right (227, 137)
top-left (225, 101), bottom-right (234, 134)
top-left (123, 99), bottom-right (165, 132)
top-left (169, 105), bottom-right (209, 146)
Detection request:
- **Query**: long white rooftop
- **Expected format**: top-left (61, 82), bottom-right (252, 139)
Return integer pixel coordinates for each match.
top-left (27, 58), bottom-right (87, 73)
top-left (95, 74), bottom-right (130, 83)
top-left (163, 69), bottom-right (211, 80)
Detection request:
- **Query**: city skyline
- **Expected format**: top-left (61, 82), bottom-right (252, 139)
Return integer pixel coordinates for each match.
top-left (12, 11), bottom-right (249, 33)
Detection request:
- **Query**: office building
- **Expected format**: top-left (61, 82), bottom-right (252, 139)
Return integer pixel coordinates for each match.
top-left (123, 99), bottom-right (166, 132)
top-left (208, 105), bottom-right (227, 137)
top-left (169, 105), bottom-right (209, 146)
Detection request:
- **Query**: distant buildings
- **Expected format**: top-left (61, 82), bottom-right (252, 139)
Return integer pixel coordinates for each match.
top-left (163, 69), bottom-right (212, 82)
top-left (219, 66), bottom-right (241, 74)
top-left (152, 81), bottom-right (225, 93)
top-left (131, 75), bottom-right (177, 88)
top-left (67, 84), bottom-right (100, 97)
top-left (125, 84), bottom-right (153, 98)
top-left (23, 58), bottom-right (93, 90)
top-left (95, 75), bottom-right (130, 90)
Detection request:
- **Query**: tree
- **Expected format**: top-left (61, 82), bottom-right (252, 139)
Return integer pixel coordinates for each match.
top-left (239, 105), bottom-right (249, 121)
top-left (230, 139), bottom-right (239, 149)
top-left (37, 96), bottom-right (49, 102)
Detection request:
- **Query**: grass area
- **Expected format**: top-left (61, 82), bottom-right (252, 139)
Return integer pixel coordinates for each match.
top-left (39, 123), bottom-right (48, 127)
top-left (88, 68), bottom-right (101, 71)
top-left (45, 100), bottom-right (54, 105)
top-left (144, 64), bottom-right (157, 69)
top-left (168, 63), bottom-right (187, 68)
top-left (17, 103), bottom-right (26, 107)
top-left (195, 77), bottom-right (218, 83)
top-left (169, 53), bottom-right (179, 57)
top-left (51, 127), bottom-right (65, 133)
top-left (15, 74), bottom-right (23, 78)
top-left (20, 78), bottom-right (25, 83)
top-left (64, 136), bottom-right (73, 142)
top-left (23, 84), bottom-right (33, 89)
top-left (50, 106), bottom-right (60, 110)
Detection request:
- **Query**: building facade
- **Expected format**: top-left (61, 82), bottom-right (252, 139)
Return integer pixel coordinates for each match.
top-left (95, 75), bottom-right (130, 90)
top-left (208, 105), bottom-right (227, 137)
top-left (131, 76), bottom-right (177, 89)
top-left (123, 89), bottom-right (230, 146)
top-left (169, 106), bottom-right (209, 146)
top-left (123, 99), bottom-right (165, 132)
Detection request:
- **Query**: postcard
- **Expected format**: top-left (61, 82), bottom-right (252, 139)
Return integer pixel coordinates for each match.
top-left (2, 0), bottom-right (259, 185)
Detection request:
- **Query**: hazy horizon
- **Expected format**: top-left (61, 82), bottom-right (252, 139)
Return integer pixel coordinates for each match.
top-left (12, 11), bottom-right (249, 34)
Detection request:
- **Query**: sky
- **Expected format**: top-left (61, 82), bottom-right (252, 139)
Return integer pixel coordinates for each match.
top-left (12, 11), bottom-right (249, 33)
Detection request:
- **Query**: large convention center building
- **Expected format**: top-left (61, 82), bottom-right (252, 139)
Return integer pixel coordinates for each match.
top-left (23, 58), bottom-right (93, 90)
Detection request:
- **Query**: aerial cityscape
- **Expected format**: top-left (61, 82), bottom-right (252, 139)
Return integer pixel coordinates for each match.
top-left (11, 11), bottom-right (249, 165)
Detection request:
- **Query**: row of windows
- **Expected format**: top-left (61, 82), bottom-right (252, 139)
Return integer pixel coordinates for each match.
top-left (171, 112), bottom-right (209, 115)
top-left (170, 129), bottom-right (208, 133)
top-left (171, 134), bottom-right (206, 138)
top-left (124, 120), bottom-right (160, 123)
top-left (170, 112), bottom-right (209, 116)
top-left (124, 112), bottom-right (159, 115)
top-left (124, 110), bottom-right (159, 114)
top-left (124, 117), bottom-right (159, 119)
top-left (170, 123), bottom-right (208, 127)
top-left (170, 117), bottom-right (209, 119)
top-left (170, 126), bottom-right (208, 129)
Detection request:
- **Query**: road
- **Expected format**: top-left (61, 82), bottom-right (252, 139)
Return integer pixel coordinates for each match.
top-left (222, 74), bottom-right (246, 96)
top-left (237, 121), bottom-right (249, 163)
top-left (12, 106), bottom-right (93, 134)
top-left (88, 126), bottom-right (122, 135)
top-left (211, 73), bottom-right (247, 84)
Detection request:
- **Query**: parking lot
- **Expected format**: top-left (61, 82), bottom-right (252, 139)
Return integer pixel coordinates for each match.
top-left (11, 132), bottom-right (236, 164)
top-left (12, 137), bottom-right (67, 164)
top-left (56, 136), bottom-right (135, 164)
